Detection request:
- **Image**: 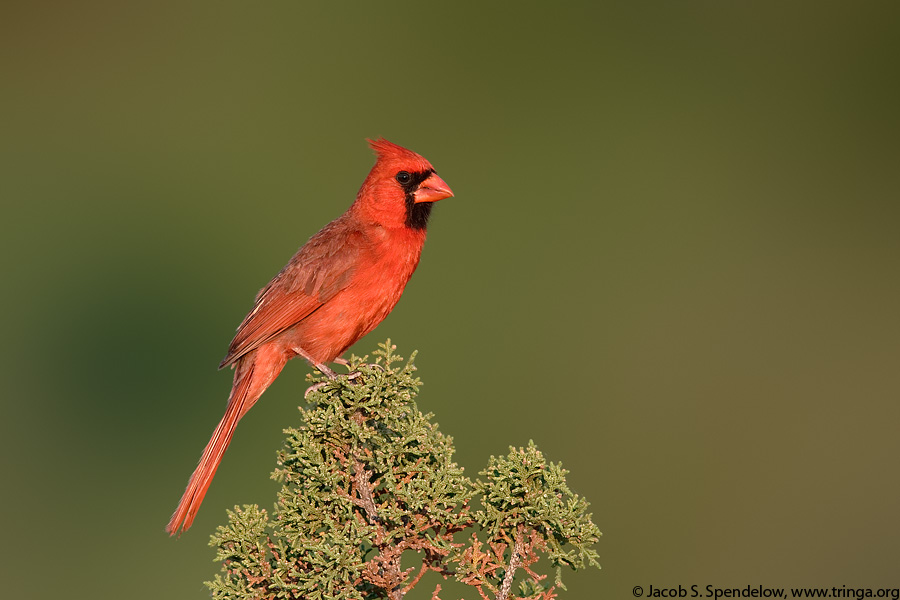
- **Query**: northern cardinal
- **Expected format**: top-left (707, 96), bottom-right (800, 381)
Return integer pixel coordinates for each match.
top-left (166, 138), bottom-right (453, 535)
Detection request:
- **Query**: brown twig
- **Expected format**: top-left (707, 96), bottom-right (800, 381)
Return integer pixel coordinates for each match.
top-left (497, 525), bottom-right (525, 600)
top-left (401, 563), bottom-right (431, 596)
top-left (349, 410), bottom-right (379, 523)
top-left (354, 459), bottom-right (378, 521)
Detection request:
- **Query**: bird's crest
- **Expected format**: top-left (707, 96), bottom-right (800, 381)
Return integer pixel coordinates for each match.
top-left (367, 138), bottom-right (433, 171)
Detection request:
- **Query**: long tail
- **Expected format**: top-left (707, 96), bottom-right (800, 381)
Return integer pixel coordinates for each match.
top-left (166, 347), bottom-right (287, 535)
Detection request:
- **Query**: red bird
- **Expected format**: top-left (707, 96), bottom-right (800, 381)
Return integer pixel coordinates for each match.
top-left (167, 138), bottom-right (453, 535)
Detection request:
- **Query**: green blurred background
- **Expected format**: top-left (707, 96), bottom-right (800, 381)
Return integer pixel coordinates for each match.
top-left (3, 1), bottom-right (899, 598)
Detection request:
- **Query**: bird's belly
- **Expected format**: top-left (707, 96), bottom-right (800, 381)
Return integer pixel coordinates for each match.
top-left (285, 252), bottom-right (419, 364)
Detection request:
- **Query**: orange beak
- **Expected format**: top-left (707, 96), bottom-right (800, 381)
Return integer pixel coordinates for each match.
top-left (413, 172), bottom-right (454, 203)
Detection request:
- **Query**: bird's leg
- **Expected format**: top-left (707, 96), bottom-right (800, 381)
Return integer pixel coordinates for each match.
top-left (293, 346), bottom-right (338, 378)
top-left (294, 346), bottom-right (342, 398)
top-left (297, 349), bottom-right (373, 397)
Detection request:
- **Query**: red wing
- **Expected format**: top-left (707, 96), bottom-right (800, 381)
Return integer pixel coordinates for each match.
top-left (219, 219), bottom-right (366, 368)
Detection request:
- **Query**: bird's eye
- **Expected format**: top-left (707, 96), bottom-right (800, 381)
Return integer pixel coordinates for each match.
top-left (395, 171), bottom-right (411, 184)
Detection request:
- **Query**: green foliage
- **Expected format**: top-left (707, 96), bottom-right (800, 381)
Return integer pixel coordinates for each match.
top-left (472, 442), bottom-right (601, 594)
top-left (206, 341), bottom-right (601, 600)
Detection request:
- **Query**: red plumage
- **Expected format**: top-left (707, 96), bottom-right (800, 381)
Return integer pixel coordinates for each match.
top-left (166, 139), bottom-right (453, 535)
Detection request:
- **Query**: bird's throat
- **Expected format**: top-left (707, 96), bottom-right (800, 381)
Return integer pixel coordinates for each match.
top-left (405, 199), bottom-right (433, 230)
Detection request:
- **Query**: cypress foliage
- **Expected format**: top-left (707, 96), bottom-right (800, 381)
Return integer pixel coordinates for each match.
top-left (206, 341), bottom-right (600, 600)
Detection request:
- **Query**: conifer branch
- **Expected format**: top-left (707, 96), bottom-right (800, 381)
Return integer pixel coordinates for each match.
top-left (351, 410), bottom-right (379, 523)
top-left (205, 340), bottom-right (601, 600)
top-left (497, 526), bottom-right (524, 600)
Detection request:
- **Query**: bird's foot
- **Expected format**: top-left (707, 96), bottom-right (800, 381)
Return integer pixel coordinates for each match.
top-left (344, 363), bottom-right (385, 382)
top-left (334, 356), bottom-right (385, 375)
top-left (303, 362), bottom-right (370, 398)
top-left (304, 381), bottom-right (329, 399)
top-left (302, 355), bottom-right (386, 399)
top-left (303, 368), bottom-right (366, 398)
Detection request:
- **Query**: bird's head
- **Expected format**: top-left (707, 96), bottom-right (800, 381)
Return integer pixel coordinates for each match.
top-left (354, 138), bottom-right (454, 230)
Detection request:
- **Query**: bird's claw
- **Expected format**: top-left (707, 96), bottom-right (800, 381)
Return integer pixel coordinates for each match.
top-left (304, 367), bottom-right (370, 398)
top-left (334, 357), bottom-right (384, 374)
top-left (344, 362), bottom-right (386, 380)
top-left (304, 381), bottom-right (328, 399)
top-left (305, 360), bottom-right (390, 398)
